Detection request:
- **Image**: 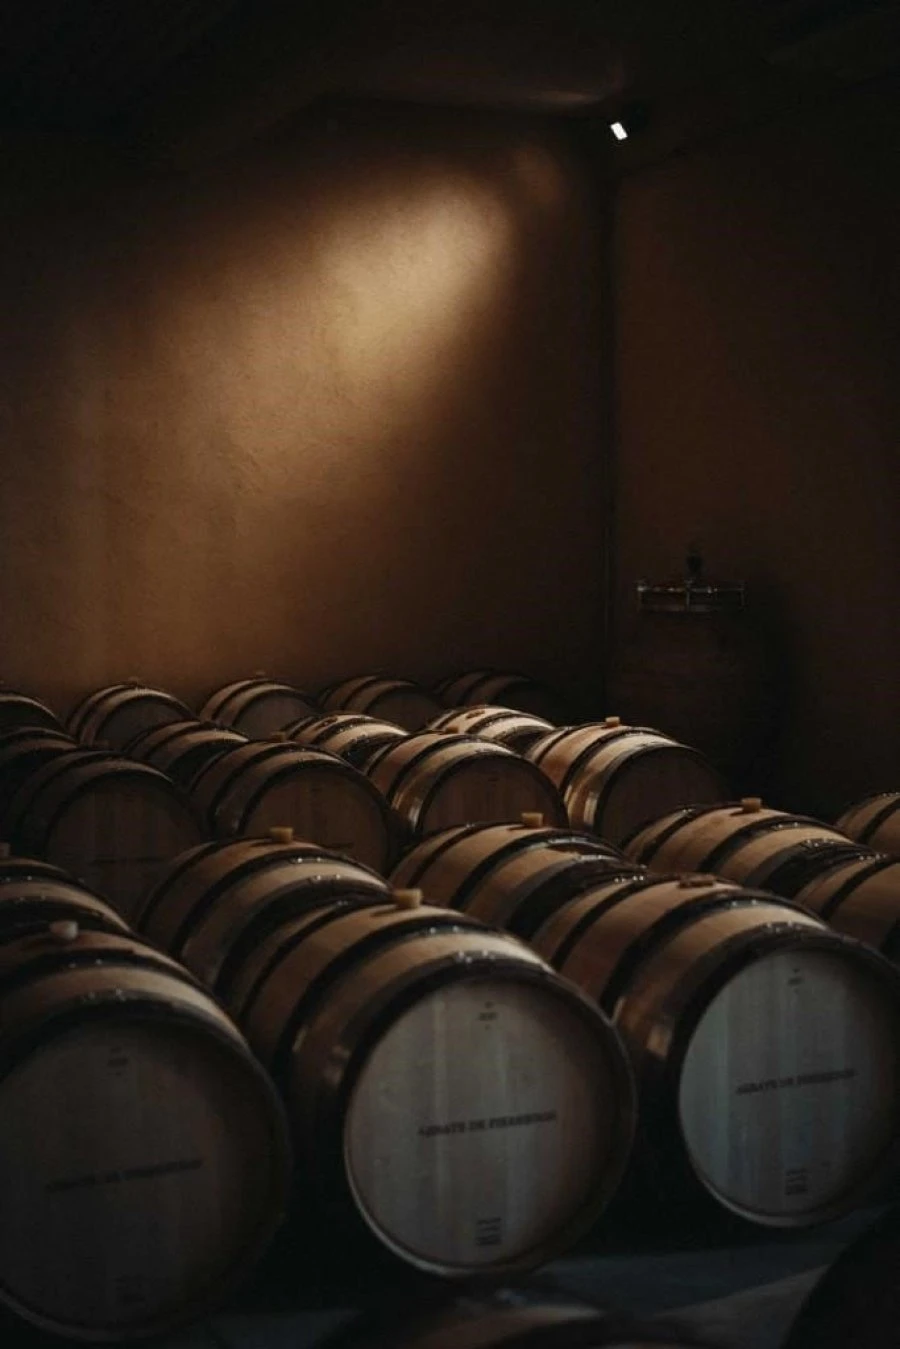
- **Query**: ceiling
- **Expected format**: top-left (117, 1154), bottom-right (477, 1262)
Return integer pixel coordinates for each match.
top-left (0, 0), bottom-right (897, 165)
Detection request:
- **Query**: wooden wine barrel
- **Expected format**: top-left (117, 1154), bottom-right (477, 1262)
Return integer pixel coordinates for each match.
top-left (526, 720), bottom-right (727, 847)
top-left (186, 742), bottom-right (394, 872)
top-left (232, 893), bottom-right (636, 1276)
top-left (199, 677), bottom-right (318, 737)
top-left (138, 832), bottom-right (391, 1002)
top-left (793, 855), bottom-right (900, 961)
top-left (283, 712), bottom-right (407, 769)
top-left (837, 793), bottom-right (900, 859)
top-left (0, 690), bottom-right (63, 734)
top-left (625, 799), bottom-right (873, 897)
top-left (529, 871), bottom-right (900, 1226)
top-left (0, 847), bottom-right (131, 939)
top-left (326, 1287), bottom-right (714, 1349)
top-left (124, 720), bottom-right (248, 790)
top-left (365, 734), bottom-right (567, 839)
top-left (434, 670), bottom-right (566, 722)
top-left (391, 821), bottom-right (633, 938)
top-left (0, 728), bottom-right (77, 815)
top-left (0, 923), bottom-right (290, 1340)
top-left (322, 676), bottom-right (443, 732)
top-left (68, 683), bottom-right (193, 748)
top-left (783, 1202), bottom-right (900, 1349)
top-left (427, 706), bottom-right (555, 752)
top-left (4, 753), bottom-right (205, 921)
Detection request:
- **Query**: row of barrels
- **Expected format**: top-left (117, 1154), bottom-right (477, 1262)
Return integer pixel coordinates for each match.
top-left (622, 798), bottom-right (900, 964)
top-left (0, 669), bottom-right (565, 740)
top-left (3, 811), bottom-right (899, 1339)
top-left (0, 838), bottom-right (637, 1338)
top-left (388, 818), bottom-right (900, 1229)
top-left (135, 832), bottom-right (638, 1281)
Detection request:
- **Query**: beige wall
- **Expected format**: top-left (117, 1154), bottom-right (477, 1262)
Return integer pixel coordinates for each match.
top-left (0, 104), bottom-right (605, 720)
top-left (614, 79), bottom-right (900, 815)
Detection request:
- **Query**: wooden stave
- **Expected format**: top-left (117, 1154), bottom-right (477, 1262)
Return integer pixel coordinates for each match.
top-left (528, 725), bottom-right (672, 797)
top-left (526, 725), bottom-right (727, 847)
top-left (530, 877), bottom-right (900, 1226)
top-left (563, 750), bottom-right (726, 848)
top-left (194, 744), bottom-right (394, 871)
top-left (795, 854), bottom-right (900, 959)
top-left (0, 925), bottom-right (291, 1341)
top-left (837, 793), bottom-right (900, 858)
top-left (75, 686), bottom-right (194, 748)
top-left (136, 836), bottom-right (390, 998)
top-left (1, 747), bottom-right (116, 839)
top-left (0, 864), bottom-right (131, 941)
top-left (323, 677), bottom-right (443, 733)
top-left (187, 741), bottom-right (297, 825)
top-left (0, 692), bottom-right (63, 735)
top-left (0, 729), bottom-right (79, 816)
top-left (366, 735), bottom-right (567, 838)
top-left (238, 900), bottom-right (636, 1276)
top-left (624, 803), bottom-right (875, 897)
top-left (283, 712), bottom-right (408, 770)
top-left (198, 679), bottom-right (318, 738)
top-left (390, 822), bottom-right (632, 938)
top-left (434, 671), bottom-right (566, 723)
top-left (4, 755), bottom-right (205, 922)
top-left (67, 683), bottom-right (132, 738)
top-left (124, 720), bottom-right (249, 789)
top-left (426, 706), bottom-right (555, 752)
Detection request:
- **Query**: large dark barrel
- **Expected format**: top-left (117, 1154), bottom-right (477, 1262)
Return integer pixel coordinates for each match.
top-left (199, 677), bottom-right (318, 737)
top-left (67, 683), bottom-right (193, 747)
top-left (229, 893), bottom-right (636, 1277)
top-left (529, 871), bottom-right (900, 1226)
top-left (322, 676), bottom-right (443, 732)
top-left (137, 833), bottom-right (391, 1002)
top-left (625, 799), bottom-right (873, 897)
top-left (283, 712), bottom-right (407, 769)
top-left (427, 706), bottom-right (555, 752)
top-left (186, 742), bottom-right (395, 871)
top-left (434, 670), bottom-right (567, 722)
top-left (837, 794), bottom-right (900, 858)
top-left (391, 821), bottom-right (632, 938)
top-left (124, 719), bottom-right (248, 790)
top-left (0, 922), bottom-right (290, 1340)
top-left (526, 720), bottom-right (726, 846)
top-left (365, 734), bottom-right (567, 839)
top-left (783, 1203), bottom-right (900, 1349)
top-left (326, 1287), bottom-right (715, 1348)
top-left (3, 752), bottom-right (205, 921)
top-left (0, 690), bottom-right (63, 734)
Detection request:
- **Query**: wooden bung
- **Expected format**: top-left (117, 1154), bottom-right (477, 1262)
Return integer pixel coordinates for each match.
top-left (268, 826), bottom-right (295, 844)
top-left (741, 796), bottom-right (764, 813)
top-left (520, 812), bottom-right (545, 828)
top-left (392, 888), bottom-right (423, 910)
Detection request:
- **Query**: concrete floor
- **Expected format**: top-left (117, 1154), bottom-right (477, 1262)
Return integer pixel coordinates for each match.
top-left (136, 1205), bottom-right (881, 1349)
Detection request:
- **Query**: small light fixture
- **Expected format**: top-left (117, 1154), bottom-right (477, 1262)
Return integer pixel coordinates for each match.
top-left (610, 121), bottom-right (628, 141)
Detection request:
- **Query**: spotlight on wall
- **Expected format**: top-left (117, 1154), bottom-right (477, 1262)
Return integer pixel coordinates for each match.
top-left (606, 102), bottom-right (650, 144)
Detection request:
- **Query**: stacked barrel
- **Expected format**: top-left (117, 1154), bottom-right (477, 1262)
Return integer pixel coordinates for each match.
top-left (6, 668), bottom-right (900, 1339)
top-left (137, 830), bottom-right (638, 1278)
top-left (0, 843), bottom-right (290, 1340)
top-left (392, 818), bottom-right (900, 1227)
